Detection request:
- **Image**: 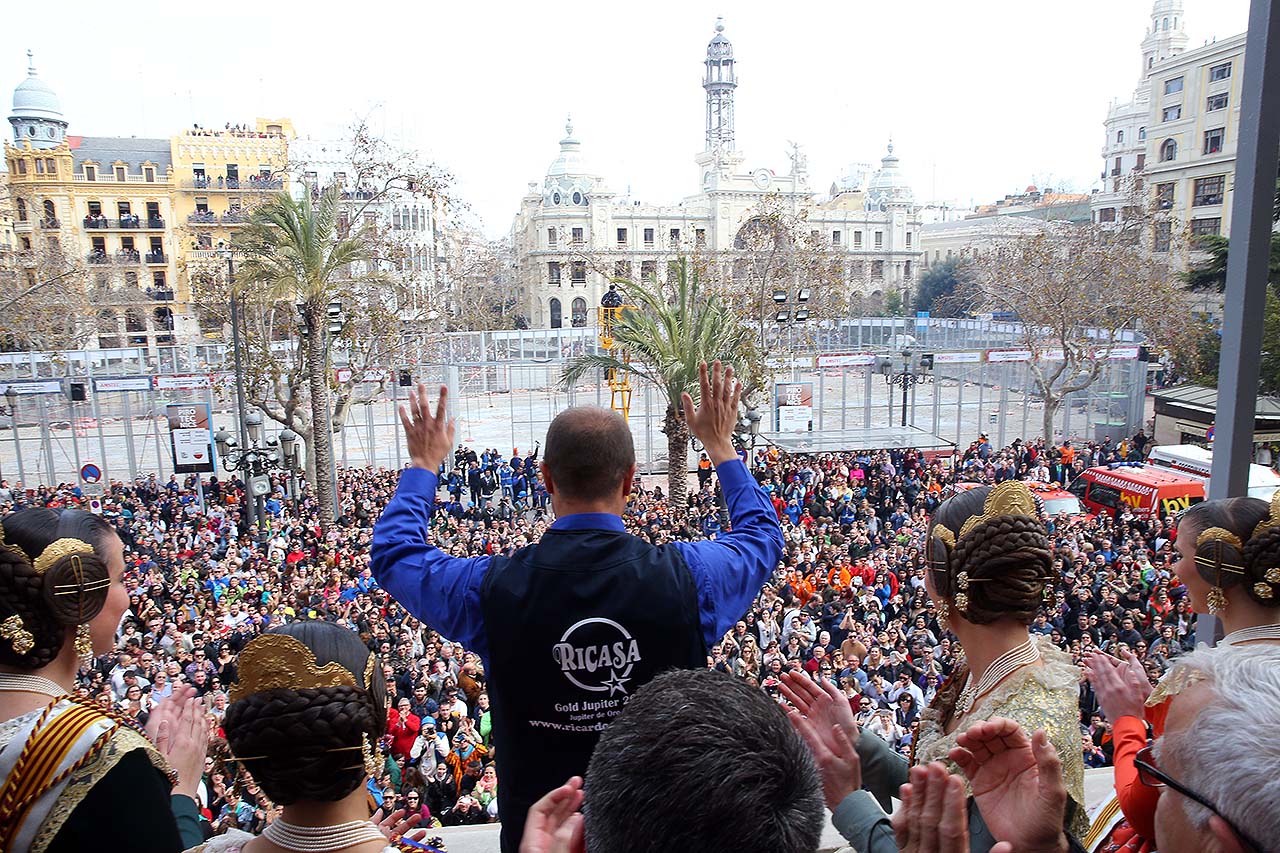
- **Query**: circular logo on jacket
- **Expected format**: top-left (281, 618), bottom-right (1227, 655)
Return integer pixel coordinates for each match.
top-left (552, 617), bottom-right (641, 695)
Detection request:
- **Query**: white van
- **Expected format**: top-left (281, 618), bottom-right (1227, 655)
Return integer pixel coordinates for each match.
top-left (1145, 444), bottom-right (1280, 500)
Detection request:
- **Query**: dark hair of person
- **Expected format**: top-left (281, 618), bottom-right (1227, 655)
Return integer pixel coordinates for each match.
top-left (1180, 497), bottom-right (1280, 605)
top-left (929, 485), bottom-right (1052, 625)
top-left (583, 668), bottom-right (823, 853)
top-left (0, 508), bottom-right (117, 669)
top-left (543, 407), bottom-right (635, 502)
top-left (223, 622), bottom-right (386, 805)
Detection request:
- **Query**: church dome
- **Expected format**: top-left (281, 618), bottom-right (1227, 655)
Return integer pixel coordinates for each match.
top-left (543, 118), bottom-right (601, 207)
top-left (11, 52), bottom-right (64, 122)
top-left (865, 141), bottom-right (914, 210)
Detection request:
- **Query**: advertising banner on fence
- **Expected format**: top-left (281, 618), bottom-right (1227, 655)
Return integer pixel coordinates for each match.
top-left (0, 381), bottom-right (63, 395)
top-left (156, 375), bottom-right (212, 391)
top-left (816, 352), bottom-right (876, 368)
top-left (933, 351), bottom-right (982, 365)
top-left (94, 376), bottom-right (153, 392)
top-left (774, 382), bottom-right (813, 433)
top-left (985, 349), bottom-right (1033, 363)
top-left (166, 403), bottom-right (215, 474)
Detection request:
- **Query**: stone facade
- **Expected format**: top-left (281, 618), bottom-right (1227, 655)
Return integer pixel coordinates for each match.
top-left (511, 20), bottom-right (922, 328)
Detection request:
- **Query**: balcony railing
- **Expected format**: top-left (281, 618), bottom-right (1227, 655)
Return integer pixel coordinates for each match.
top-left (145, 252), bottom-right (167, 264)
top-left (149, 289), bottom-right (175, 301)
top-left (221, 211), bottom-right (248, 224)
top-left (183, 177), bottom-right (283, 191)
top-left (87, 251), bottom-right (110, 264)
top-left (82, 216), bottom-right (167, 230)
top-left (187, 212), bottom-right (218, 224)
top-left (73, 172), bottom-right (151, 183)
top-left (116, 250), bottom-right (142, 265)
top-left (38, 218), bottom-right (59, 229)
top-left (186, 249), bottom-right (221, 261)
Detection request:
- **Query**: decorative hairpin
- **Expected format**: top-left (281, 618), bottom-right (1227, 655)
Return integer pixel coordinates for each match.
top-left (1, 614), bottom-right (34, 655)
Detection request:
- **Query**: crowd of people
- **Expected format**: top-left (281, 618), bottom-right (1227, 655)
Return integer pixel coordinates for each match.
top-left (0, 386), bottom-right (1276, 853)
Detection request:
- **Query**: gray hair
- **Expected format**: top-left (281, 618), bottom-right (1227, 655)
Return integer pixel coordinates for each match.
top-left (1154, 644), bottom-right (1280, 843)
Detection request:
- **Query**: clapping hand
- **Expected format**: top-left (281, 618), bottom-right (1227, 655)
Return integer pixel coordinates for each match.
top-left (1083, 650), bottom-right (1151, 721)
top-left (145, 684), bottom-right (209, 800)
top-left (891, 762), bottom-right (975, 853)
top-left (372, 807), bottom-right (427, 844)
top-left (948, 718), bottom-right (1069, 853)
top-left (781, 670), bottom-right (862, 810)
top-left (520, 776), bottom-right (585, 853)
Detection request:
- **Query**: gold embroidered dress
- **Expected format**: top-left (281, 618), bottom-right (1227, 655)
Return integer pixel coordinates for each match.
top-left (0, 696), bottom-right (170, 853)
top-left (914, 634), bottom-right (1089, 840)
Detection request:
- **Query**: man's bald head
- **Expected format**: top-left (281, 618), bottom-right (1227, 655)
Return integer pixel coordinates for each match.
top-left (543, 407), bottom-right (635, 502)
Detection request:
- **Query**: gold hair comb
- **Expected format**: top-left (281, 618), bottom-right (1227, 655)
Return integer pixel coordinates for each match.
top-left (958, 481), bottom-right (1039, 539)
top-left (228, 634), bottom-right (360, 704)
top-left (33, 538), bottom-right (95, 575)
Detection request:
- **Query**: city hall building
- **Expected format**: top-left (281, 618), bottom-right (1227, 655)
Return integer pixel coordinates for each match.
top-left (510, 20), bottom-right (923, 329)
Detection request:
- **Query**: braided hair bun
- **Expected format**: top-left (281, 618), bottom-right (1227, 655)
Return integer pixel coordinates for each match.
top-left (1184, 497), bottom-right (1280, 606)
top-left (0, 509), bottom-right (115, 669)
top-left (224, 622), bottom-right (386, 805)
top-left (931, 485), bottom-right (1053, 626)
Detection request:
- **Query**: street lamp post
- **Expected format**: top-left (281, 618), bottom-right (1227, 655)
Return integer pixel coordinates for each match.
top-left (218, 242), bottom-right (257, 536)
top-left (214, 412), bottom-right (281, 543)
top-left (6, 387), bottom-right (24, 487)
top-left (278, 427), bottom-right (300, 506)
top-left (883, 348), bottom-right (928, 428)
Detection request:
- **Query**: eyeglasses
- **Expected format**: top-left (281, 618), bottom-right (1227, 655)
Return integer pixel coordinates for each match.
top-left (1134, 746), bottom-right (1263, 853)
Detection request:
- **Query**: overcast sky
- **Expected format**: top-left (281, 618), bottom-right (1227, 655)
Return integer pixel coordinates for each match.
top-left (5, 0), bottom-right (1252, 237)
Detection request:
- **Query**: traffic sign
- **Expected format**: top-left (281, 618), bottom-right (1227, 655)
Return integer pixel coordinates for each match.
top-left (80, 463), bottom-right (102, 484)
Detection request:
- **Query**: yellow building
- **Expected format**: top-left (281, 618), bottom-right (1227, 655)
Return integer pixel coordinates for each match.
top-left (3, 52), bottom-right (292, 350)
top-left (169, 118), bottom-right (293, 338)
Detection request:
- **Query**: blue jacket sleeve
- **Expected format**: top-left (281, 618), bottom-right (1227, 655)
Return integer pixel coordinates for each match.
top-left (674, 459), bottom-right (785, 649)
top-left (371, 467), bottom-right (491, 660)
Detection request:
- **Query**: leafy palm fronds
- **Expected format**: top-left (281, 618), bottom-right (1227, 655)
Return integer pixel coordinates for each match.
top-left (232, 189), bottom-right (376, 306)
top-left (562, 258), bottom-right (753, 407)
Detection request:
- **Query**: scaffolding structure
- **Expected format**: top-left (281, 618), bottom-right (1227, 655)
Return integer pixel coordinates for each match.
top-left (597, 305), bottom-right (635, 421)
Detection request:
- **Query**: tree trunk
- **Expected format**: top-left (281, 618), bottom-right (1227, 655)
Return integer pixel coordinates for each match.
top-left (306, 305), bottom-right (337, 530)
top-left (1043, 393), bottom-right (1060, 446)
top-left (665, 406), bottom-right (689, 509)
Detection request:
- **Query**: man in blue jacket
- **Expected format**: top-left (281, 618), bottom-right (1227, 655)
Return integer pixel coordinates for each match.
top-left (372, 361), bottom-right (783, 852)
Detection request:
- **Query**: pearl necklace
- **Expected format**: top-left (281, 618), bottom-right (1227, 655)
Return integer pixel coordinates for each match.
top-left (956, 637), bottom-right (1040, 717)
top-left (0, 672), bottom-right (67, 697)
top-left (1221, 623), bottom-right (1280, 646)
top-left (262, 818), bottom-right (387, 852)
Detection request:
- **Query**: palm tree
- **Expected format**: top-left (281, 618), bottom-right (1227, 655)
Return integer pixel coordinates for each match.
top-left (562, 257), bottom-right (755, 506)
top-left (232, 188), bottom-right (377, 530)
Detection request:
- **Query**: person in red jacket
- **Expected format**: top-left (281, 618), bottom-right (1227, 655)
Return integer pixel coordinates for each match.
top-left (387, 696), bottom-right (422, 761)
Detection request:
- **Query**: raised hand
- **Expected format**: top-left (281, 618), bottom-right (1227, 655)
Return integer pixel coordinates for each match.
top-left (680, 361), bottom-right (742, 465)
top-left (399, 384), bottom-right (455, 472)
top-left (891, 763), bottom-right (974, 853)
top-left (520, 776), bottom-right (585, 853)
top-left (1083, 650), bottom-right (1151, 721)
top-left (948, 718), bottom-right (1068, 853)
